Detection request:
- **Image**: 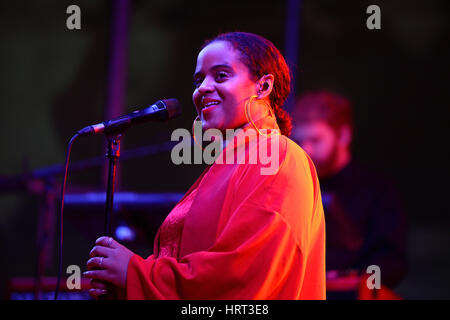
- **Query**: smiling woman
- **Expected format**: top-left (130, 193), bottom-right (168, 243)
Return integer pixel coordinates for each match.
top-left (85, 32), bottom-right (326, 300)
top-left (192, 40), bottom-right (259, 132)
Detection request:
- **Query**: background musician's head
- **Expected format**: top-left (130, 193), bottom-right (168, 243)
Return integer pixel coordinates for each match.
top-left (291, 90), bottom-right (353, 178)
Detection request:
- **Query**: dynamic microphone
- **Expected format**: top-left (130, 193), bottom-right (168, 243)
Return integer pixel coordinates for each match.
top-left (77, 98), bottom-right (182, 136)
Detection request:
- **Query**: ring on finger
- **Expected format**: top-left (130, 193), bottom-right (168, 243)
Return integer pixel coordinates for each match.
top-left (107, 237), bottom-right (113, 247)
top-left (99, 256), bottom-right (104, 268)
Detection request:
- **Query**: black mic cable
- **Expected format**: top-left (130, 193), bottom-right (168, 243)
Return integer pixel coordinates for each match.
top-left (54, 133), bottom-right (79, 300)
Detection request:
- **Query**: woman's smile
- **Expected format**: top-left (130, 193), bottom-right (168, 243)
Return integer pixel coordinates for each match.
top-left (201, 98), bottom-right (221, 115)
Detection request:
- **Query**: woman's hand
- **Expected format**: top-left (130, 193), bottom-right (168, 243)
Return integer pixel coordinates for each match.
top-left (84, 236), bottom-right (135, 299)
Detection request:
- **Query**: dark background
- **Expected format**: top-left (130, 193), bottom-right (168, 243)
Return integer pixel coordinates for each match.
top-left (0, 0), bottom-right (449, 299)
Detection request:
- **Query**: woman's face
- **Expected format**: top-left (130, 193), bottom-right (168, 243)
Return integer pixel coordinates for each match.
top-left (192, 41), bottom-right (259, 132)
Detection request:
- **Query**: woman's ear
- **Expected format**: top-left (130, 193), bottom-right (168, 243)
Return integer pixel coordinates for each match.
top-left (256, 74), bottom-right (274, 99)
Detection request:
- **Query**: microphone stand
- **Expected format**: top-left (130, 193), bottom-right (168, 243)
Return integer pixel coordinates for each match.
top-left (104, 133), bottom-right (121, 237)
top-left (100, 133), bottom-right (122, 300)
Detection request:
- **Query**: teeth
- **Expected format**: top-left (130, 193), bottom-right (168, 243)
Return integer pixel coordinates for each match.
top-left (204, 101), bottom-right (219, 107)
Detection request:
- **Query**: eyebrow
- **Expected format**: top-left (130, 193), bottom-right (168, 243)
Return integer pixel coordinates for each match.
top-left (193, 64), bottom-right (233, 80)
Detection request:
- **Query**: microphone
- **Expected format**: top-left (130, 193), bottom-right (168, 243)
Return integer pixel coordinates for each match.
top-left (77, 99), bottom-right (182, 136)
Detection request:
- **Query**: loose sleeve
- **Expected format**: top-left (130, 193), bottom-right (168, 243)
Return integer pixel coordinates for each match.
top-left (126, 202), bottom-right (305, 299)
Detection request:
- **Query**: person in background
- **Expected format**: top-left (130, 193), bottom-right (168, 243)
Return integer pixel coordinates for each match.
top-left (290, 90), bottom-right (407, 299)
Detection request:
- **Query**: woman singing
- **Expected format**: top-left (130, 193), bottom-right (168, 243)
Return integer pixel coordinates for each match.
top-left (84, 32), bottom-right (326, 300)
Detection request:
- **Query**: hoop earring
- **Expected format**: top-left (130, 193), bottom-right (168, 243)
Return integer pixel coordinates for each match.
top-left (244, 95), bottom-right (278, 137)
top-left (192, 115), bottom-right (203, 149)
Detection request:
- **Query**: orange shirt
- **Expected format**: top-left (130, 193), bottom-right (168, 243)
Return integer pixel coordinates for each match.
top-left (126, 117), bottom-right (326, 299)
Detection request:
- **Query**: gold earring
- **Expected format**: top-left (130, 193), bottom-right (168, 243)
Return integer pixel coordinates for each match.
top-left (244, 96), bottom-right (278, 137)
top-left (192, 115), bottom-right (203, 149)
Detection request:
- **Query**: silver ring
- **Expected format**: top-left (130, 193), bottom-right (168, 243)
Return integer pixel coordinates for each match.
top-left (107, 237), bottom-right (113, 247)
top-left (99, 256), bottom-right (104, 268)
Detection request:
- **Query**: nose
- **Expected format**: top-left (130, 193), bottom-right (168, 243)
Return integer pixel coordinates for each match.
top-left (197, 76), bottom-right (214, 94)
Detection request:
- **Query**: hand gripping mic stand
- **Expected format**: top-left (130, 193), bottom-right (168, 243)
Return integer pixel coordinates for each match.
top-left (54, 99), bottom-right (182, 299)
top-left (54, 130), bottom-right (125, 300)
top-left (54, 129), bottom-right (129, 300)
top-left (53, 127), bottom-right (180, 300)
top-left (96, 133), bottom-right (122, 300)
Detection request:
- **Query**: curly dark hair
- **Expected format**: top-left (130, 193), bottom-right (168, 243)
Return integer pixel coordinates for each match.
top-left (201, 32), bottom-right (293, 136)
